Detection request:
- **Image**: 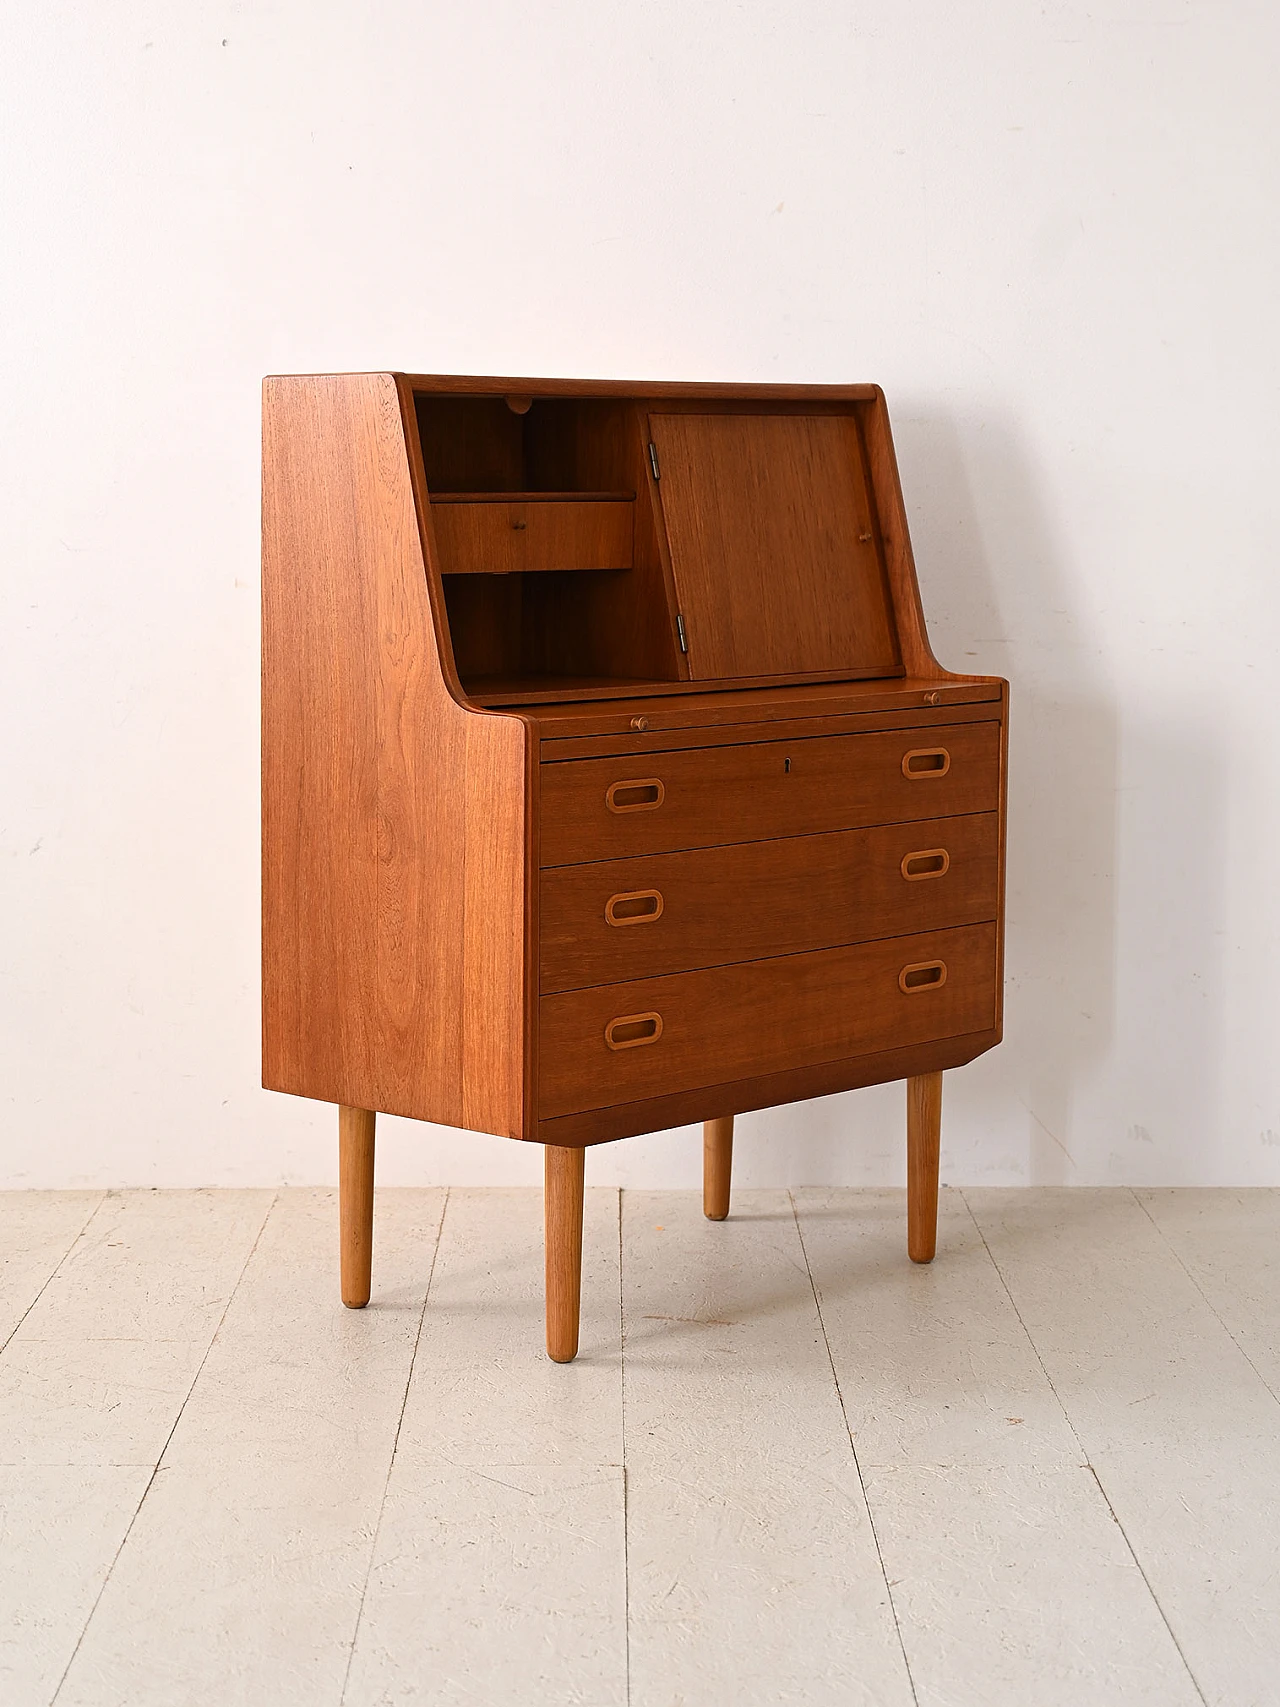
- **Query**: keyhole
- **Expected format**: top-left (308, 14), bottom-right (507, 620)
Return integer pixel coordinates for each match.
top-left (783, 757), bottom-right (791, 774)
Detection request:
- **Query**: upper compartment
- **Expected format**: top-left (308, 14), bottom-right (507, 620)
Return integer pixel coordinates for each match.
top-left (409, 385), bottom-right (905, 707)
top-left (648, 409), bottom-right (900, 681)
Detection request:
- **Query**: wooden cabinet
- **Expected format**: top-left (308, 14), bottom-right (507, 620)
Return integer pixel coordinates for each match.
top-left (261, 373), bottom-right (1009, 1360)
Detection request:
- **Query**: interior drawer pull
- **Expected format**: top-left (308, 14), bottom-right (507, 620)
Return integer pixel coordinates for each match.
top-left (900, 848), bottom-right (950, 881)
top-left (605, 778), bottom-right (666, 813)
top-left (604, 888), bottom-right (664, 927)
top-left (899, 959), bottom-right (948, 993)
top-left (902, 747), bottom-right (951, 779)
top-left (604, 1011), bottom-right (664, 1050)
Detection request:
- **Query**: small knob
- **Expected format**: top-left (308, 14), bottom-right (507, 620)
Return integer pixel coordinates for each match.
top-left (630, 715), bottom-right (650, 731)
top-left (924, 691), bottom-right (941, 706)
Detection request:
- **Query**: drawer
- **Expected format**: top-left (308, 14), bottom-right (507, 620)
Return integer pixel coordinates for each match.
top-left (432, 496), bottom-right (634, 576)
top-left (540, 813), bottom-right (999, 992)
top-left (538, 922), bottom-right (998, 1118)
top-left (539, 721), bottom-right (1000, 865)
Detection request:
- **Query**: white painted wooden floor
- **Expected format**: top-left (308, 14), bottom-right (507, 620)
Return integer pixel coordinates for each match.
top-left (1, 1187), bottom-right (1278, 1706)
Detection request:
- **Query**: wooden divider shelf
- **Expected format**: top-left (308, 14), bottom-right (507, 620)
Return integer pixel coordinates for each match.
top-left (262, 371), bottom-right (1009, 1361)
top-left (432, 491), bottom-right (635, 577)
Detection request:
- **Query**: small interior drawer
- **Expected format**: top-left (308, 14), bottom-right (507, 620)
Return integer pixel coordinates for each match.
top-left (539, 812), bottom-right (999, 992)
top-left (539, 721), bottom-right (1001, 866)
top-left (538, 922), bottom-right (998, 1118)
top-left (431, 494), bottom-right (634, 576)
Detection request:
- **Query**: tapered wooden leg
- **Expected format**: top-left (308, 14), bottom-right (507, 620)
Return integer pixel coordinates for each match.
top-left (339, 1105), bottom-right (376, 1308)
top-left (545, 1145), bottom-right (585, 1363)
top-left (703, 1116), bottom-right (734, 1220)
top-left (907, 1072), bottom-right (943, 1263)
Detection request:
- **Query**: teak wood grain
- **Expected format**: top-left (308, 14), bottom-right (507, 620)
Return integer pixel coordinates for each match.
top-left (538, 922), bottom-right (998, 1118)
top-left (538, 1029), bottom-right (1000, 1147)
top-left (539, 721), bottom-right (1001, 866)
top-left (544, 1145), bottom-right (585, 1361)
top-left (703, 1116), bottom-right (734, 1220)
top-left (649, 413), bottom-right (900, 680)
top-left (338, 1105), bottom-right (376, 1307)
top-left (261, 373), bottom-right (526, 1134)
top-left (539, 812), bottom-right (1000, 991)
top-left (431, 497), bottom-right (634, 576)
top-left (907, 1072), bottom-right (943, 1262)
top-left (529, 677), bottom-right (1000, 743)
top-left (262, 372), bottom-right (1009, 1360)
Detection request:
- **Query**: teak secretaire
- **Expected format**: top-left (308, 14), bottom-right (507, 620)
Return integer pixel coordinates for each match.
top-left (261, 373), bottom-right (1008, 1360)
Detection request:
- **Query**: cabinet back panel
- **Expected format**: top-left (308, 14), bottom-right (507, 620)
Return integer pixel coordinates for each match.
top-left (650, 412), bottom-right (901, 680)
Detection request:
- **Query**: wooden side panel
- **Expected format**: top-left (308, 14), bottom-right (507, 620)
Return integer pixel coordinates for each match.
top-left (650, 413), bottom-right (901, 680)
top-left (262, 373), bottom-right (526, 1135)
top-left (858, 391), bottom-right (942, 678)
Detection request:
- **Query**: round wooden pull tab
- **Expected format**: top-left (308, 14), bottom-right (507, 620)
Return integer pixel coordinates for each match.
top-left (630, 716), bottom-right (649, 731)
top-left (505, 394), bottom-right (533, 414)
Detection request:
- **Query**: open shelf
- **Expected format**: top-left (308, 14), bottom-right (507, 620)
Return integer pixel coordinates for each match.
top-left (412, 388), bottom-right (907, 709)
top-left (417, 392), bottom-right (684, 696)
top-left (430, 491), bottom-right (634, 503)
top-left (432, 491), bottom-right (636, 577)
top-left (458, 673), bottom-right (661, 706)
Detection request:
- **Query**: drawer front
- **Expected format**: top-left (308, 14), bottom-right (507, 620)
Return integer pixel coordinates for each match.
top-left (432, 498), bottom-right (634, 576)
top-left (538, 922), bottom-right (998, 1118)
top-left (539, 721), bottom-right (1000, 865)
top-left (540, 813), bottom-right (999, 992)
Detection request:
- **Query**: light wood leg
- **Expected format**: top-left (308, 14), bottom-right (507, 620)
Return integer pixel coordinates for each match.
top-left (545, 1145), bottom-right (585, 1363)
top-left (907, 1072), bottom-right (943, 1263)
top-left (339, 1105), bottom-right (376, 1307)
top-left (703, 1116), bottom-right (734, 1220)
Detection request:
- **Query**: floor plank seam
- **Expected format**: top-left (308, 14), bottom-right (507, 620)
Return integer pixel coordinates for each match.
top-left (1129, 1187), bottom-right (1280, 1412)
top-left (958, 1189), bottom-right (1211, 1707)
top-left (1083, 1461), bottom-right (1211, 1707)
top-left (788, 1190), bottom-right (920, 1707)
top-left (0, 1192), bottom-right (109, 1362)
top-left (619, 1188), bottom-right (631, 1707)
top-left (46, 1187), bottom-right (280, 1707)
top-left (339, 1185), bottom-right (452, 1707)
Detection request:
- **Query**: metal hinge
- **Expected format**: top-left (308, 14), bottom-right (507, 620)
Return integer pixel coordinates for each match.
top-left (676, 612), bottom-right (688, 654)
top-left (648, 441), bottom-right (661, 480)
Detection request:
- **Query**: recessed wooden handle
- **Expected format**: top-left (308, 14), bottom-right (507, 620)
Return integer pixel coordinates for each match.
top-left (899, 960), bottom-right (948, 993)
top-left (901, 848), bottom-right (950, 881)
top-left (605, 778), bottom-right (665, 813)
top-left (902, 747), bottom-right (951, 779)
top-left (604, 1011), bottom-right (663, 1050)
top-left (604, 889), bottom-right (664, 927)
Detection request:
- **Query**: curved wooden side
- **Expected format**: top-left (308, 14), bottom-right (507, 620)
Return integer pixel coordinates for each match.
top-left (262, 373), bottom-right (527, 1136)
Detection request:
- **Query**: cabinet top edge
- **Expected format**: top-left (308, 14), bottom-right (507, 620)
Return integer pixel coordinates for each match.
top-left (262, 372), bottom-right (882, 401)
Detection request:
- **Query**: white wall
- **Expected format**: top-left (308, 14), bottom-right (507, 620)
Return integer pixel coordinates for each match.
top-left (3, 1), bottom-right (1277, 1190)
